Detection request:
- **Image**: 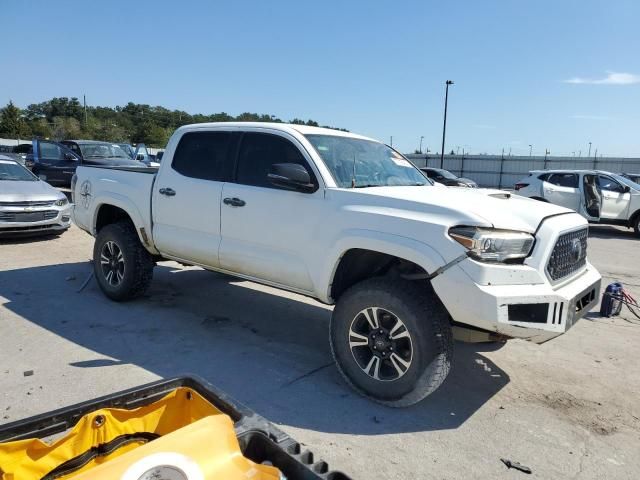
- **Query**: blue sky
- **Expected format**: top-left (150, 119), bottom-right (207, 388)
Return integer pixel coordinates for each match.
top-left (1, 0), bottom-right (639, 156)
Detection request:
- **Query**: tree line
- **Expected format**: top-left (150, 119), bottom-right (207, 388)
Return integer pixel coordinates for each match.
top-left (0, 97), bottom-right (346, 147)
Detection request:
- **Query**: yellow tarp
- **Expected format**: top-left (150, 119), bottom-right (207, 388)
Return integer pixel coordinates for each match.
top-left (0, 387), bottom-right (280, 480)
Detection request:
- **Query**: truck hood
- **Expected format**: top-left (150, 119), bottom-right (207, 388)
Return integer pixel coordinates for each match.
top-left (0, 179), bottom-right (65, 202)
top-left (343, 185), bottom-right (572, 233)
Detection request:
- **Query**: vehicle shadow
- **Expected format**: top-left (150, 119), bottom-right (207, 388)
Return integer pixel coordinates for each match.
top-left (588, 225), bottom-right (636, 240)
top-left (0, 262), bottom-right (509, 435)
top-left (0, 232), bottom-right (65, 245)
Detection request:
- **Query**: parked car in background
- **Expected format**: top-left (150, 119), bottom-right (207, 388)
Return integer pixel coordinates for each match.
top-left (622, 172), bottom-right (640, 184)
top-left (25, 139), bottom-right (82, 186)
top-left (515, 170), bottom-right (640, 236)
top-left (60, 140), bottom-right (145, 167)
top-left (73, 122), bottom-right (601, 406)
top-left (420, 167), bottom-right (477, 187)
top-left (25, 139), bottom-right (145, 187)
top-left (0, 155), bottom-right (71, 237)
top-left (115, 142), bottom-right (160, 167)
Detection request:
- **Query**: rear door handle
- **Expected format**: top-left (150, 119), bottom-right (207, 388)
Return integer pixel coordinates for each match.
top-left (223, 197), bottom-right (246, 207)
top-left (159, 187), bottom-right (176, 196)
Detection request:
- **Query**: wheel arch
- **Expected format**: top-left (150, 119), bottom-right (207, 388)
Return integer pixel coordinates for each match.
top-left (91, 194), bottom-right (158, 254)
top-left (323, 231), bottom-right (446, 303)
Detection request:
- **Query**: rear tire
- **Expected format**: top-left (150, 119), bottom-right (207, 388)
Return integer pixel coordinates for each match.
top-left (633, 214), bottom-right (640, 237)
top-left (330, 277), bottom-right (453, 407)
top-left (93, 221), bottom-right (154, 301)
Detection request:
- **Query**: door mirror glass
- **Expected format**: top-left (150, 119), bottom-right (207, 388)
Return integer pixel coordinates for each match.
top-left (64, 152), bottom-right (78, 161)
top-left (268, 163), bottom-right (316, 193)
top-left (623, 185), bottom-right (631, 193)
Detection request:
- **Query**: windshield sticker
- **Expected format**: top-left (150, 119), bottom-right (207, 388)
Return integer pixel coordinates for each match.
top-left (391, 158), bottom-right (412, 168)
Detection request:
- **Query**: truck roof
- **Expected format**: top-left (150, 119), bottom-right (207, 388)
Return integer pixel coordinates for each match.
top-left (177, 122), bottom-right (377, 142)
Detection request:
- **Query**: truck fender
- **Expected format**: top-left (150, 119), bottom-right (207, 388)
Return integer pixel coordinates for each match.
top-left (320, 229), bottom-right (448, 303)
top-left (91, 193), bottom-right (159, 255)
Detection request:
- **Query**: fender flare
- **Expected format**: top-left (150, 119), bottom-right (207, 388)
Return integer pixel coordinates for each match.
top-left (319, 229), bottom-right (448, 303)
top-left (91, 193), bottom-right (159, 255)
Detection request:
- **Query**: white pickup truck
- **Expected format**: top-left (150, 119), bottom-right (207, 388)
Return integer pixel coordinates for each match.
top-left (72, 123), bottom-right (602, 407)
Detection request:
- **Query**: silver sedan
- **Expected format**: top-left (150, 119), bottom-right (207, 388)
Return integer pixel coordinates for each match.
top-left (0, 155), bottom-right (71, 237)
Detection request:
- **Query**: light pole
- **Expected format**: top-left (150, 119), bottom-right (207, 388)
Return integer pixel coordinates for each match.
top-left (440, 80), bottom-right (454, 168)
top-left (529, 144), bottom-right (532, 156)
top-left (419, 136), bottom-right (424, 154)
top-left (588, 142), bottom-right (592, 157)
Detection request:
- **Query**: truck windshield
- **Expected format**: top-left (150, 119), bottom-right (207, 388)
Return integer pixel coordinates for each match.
top-left (0, 160), bottom-right (37, 181)
top-left (79, 143), bottom-right (130, 159)
top-left (305, 134), bottom-right (428, 188)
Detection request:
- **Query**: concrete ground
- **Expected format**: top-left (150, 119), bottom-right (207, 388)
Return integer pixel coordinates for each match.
top-left (1, 224), bottom-right (639, 479)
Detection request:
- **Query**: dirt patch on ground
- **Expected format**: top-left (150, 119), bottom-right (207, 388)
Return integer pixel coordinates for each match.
top-left (533, 390), bottom-right (637, 436)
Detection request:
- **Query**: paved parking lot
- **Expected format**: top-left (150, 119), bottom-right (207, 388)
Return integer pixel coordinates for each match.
top-left (1, 224), bottom-right (639, 479)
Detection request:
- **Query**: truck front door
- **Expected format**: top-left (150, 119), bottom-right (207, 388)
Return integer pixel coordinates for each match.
top-left (218, 131), bottom-right (324, 293)
top-left (152, 130), bottom-right (236, 267)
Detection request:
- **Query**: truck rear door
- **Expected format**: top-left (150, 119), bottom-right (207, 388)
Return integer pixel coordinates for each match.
top-left (151, 130), bottom-right (236, 267)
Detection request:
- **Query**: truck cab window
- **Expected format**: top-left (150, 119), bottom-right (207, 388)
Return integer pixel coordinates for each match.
top-left (236, 132), bottom-right (315, 189)
top-left (172, 131), bottom-right (233, 181)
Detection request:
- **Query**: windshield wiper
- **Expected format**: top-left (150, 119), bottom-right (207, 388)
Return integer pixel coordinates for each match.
top-left (353, 184), bottom-right (384, 188)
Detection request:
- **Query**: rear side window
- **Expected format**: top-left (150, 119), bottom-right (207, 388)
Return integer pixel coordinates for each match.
top-left (172, 131), bottom-right (234, 181)
top-left (537, 173), bottom-right (549, 181)
top-left (547, 173), bottom-right (578, 188)
top-left (236, 132), bottom-right (313, 188)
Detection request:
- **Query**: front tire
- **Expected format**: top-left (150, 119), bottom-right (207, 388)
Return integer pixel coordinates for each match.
top-left (93, 221), bottom-right (154, 301)
top-left (633, 214), bottom-right (640, 237)
top-left (330, 277), bottom-right (453, 407)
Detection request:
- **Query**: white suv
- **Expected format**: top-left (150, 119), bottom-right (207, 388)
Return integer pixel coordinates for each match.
top-left (515, 170), bottom-right (640, 236)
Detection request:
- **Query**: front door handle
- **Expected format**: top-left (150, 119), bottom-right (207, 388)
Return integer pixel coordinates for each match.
top-left (159, 187), bottom-right (176, 196)
top-left (223, 197), bottom-right (246, 207)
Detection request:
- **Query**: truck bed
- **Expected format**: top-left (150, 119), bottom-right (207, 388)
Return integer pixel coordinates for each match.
top-left (72, 165), bottom-right (157, 251)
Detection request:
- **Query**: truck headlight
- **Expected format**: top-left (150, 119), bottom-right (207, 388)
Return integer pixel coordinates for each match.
top-left (449, 226), bottom-right (534, 263)
top-left (55, 197), bottom-right (68, 207)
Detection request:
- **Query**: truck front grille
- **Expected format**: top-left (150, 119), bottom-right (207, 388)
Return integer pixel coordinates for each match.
top-left (0, 210), bottom-right (58, 223)
top-left (546, 227), bottom-right (588, 281)
top-left (0, 200), bottom-right (55, 207)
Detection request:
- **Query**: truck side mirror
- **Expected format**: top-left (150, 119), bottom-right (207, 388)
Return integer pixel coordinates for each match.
top-left (268, 163), bottom-right (316, 193)
top-left (623, 185), bottom-right (631, 193)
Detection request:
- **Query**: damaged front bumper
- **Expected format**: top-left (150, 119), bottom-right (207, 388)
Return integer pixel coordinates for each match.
top-left (432, 260), bottom-right (602, 343)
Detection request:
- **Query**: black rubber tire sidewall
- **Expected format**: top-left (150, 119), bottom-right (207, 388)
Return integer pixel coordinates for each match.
top-left (330, 277), bottom-right (453, 407)
top-left (93, 222), bottom-right (154, 301)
